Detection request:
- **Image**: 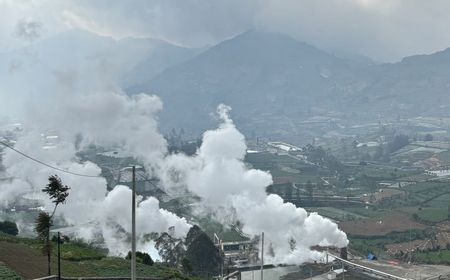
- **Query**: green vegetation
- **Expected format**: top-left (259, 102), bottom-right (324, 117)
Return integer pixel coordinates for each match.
top-left (437, 151), bottom-right (450, 165)
top-left (342, 207), bottom-right (388, 218)
top-left (0, 264), bottom-right (23, 280)
top-left (244, 141), bottom-right (450, 266)
top-left (414, 208), bottom-right (448, 224)
top-left (413, 249), bottom-right (450, 265)
top-left (59, 241), bottom-right (106, 261)
top-left (126, 251), bottom-right (155, 266)
top-left (349, 230), bottom-right (427, 257)
top-left (245, 152), bottom-right (325, 184)
top-left (53, 257), bottom-right (190, 279)
top-left (0, 232), bottom-right (193, 279)
top-left (185, 225), bottom-right (222, 278)
top-left (0, 221), bottom-right (18, 236)
top-left (306, 207), bottom-right (367, 221)
top-left (35, 175), bottom-right (71, 275)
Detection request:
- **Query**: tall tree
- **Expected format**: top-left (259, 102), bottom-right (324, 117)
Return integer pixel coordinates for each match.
top-left (155, 227), bottom-right (185, 267)
top-left (35, 175), bottom-right (70, 276)
top-left (185, 225), bottom-right (222, 278)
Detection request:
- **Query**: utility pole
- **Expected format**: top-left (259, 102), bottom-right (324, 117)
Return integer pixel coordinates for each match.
top-left (47, 229), bottom-right (50, 276)
top-left (58, 232), bottom-right (61, 280)
top-left (131, 166), bottom-right (136, 280)
top-left (260, 232), bottom-right (264, 280)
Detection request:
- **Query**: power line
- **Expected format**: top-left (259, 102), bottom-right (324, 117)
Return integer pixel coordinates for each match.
top-left (0, 140), bottom-right (104, 178)
top-left (0, 140), bottom-right (156, 182)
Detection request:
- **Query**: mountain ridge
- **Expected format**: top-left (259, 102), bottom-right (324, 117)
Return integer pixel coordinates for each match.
top-left (128, 29), bottom-right (450, 137)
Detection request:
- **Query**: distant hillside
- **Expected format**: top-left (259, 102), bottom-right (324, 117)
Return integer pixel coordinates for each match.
top-left (128, 30), bottom-right (450, 138)
top-left (348, 48), bottom-right (450, 118)
top-left (122, 40), bottom-right (203, 87)
top-left (128, 30), bottom-right (370, 135)
top-left (4, 28), bottom-right (449, 140)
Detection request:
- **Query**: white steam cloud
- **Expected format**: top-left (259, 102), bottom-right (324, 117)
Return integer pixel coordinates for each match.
top-left (1, 91), bottom-right (189, 257)
top-left (162, 105), bottom-right (348, 264)
top-left (1, 90), bottom-right (347, 263)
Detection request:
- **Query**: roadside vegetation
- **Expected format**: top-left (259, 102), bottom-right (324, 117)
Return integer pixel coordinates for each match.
top-left (0, 264), bottom-right (23, 280)
top-left (0, 232), bottom-right (194, 279)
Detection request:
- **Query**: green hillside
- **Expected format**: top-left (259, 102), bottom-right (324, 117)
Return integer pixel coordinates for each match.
top-left (0, 233), bottom-right (192, 280)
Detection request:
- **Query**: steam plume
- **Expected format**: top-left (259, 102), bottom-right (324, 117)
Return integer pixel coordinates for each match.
top-left (162, 104), bottom-right (348, 264)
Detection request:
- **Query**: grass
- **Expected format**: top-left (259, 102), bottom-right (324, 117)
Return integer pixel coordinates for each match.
top-left (57, 258), bottom-right (189, 279)
top-left (59, 242), bottom-right (106, 261)
top-left (349, 229), bottom-right (427, 257)
top-left (269, 168), bottom-right (321, 183)
top-left (415, 208), bottom-right (448, 224)
top-left (405, 181), bottom-right (448, 194)
top-left (306, 207), bottom-right (367, 221)
top-left (245, 152), bottom-right (326, 184)
top-left (0, 232), bottom-right (106, 261)
top-left (437, 151), bottom-right (450, 165)
top-left (426, 193), bottom-right (450, 208)
top-left (342, 207), bottom-right (388, 218)
top-left (354, 164), bottom-right (417, 180)
top-left (0, 233), bottom-right (193, 279)
top-left (413, 249), bottom-right (450, 265)
top-left (0, 264), bottom-right (23, 280)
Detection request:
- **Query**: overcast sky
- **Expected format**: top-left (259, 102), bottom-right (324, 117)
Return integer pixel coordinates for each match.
top-left (2, 0), bottom-right (450, 62)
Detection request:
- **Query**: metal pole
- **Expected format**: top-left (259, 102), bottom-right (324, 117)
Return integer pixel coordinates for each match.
top-left (131, 166), bottom-right (136, 280)
top-left (47, 230), bottom-right (50, 276)
top-left (260, 232), bottom-right (264, 280)
top-left (58, 231), bottom-right (61, 280)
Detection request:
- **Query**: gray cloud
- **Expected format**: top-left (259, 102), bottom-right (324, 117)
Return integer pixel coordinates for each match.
top-left (3, 1), bottom-right (450, 61)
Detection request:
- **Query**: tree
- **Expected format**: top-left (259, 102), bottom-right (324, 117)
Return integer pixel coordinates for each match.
top-left (155, 227), bottom-right (185, 267)
top-left (388, 134), bottom-right (409, 153)
top-left (0, 221), bottom-right (19, 236)
top-left (182, 258), bottom-right (193, 275)
top-left (43, 175), bottom-right (70, 217)
top-left (35, 175), bottom-right (70, 276)
top-left (126, 251), bottom-right (154, 266)
top-left (35, 212), bottom-right (52, 263)
top-left (185, 225), bottom-right (222, 278)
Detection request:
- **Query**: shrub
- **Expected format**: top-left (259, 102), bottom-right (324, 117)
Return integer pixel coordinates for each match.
top-left (126, 251), bottom-right (154, 266)
top-left (0, 221), bottom-right (18, 236)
